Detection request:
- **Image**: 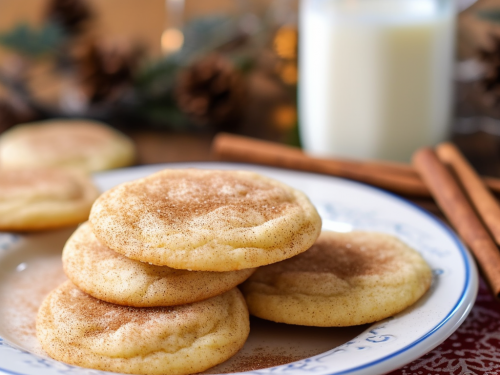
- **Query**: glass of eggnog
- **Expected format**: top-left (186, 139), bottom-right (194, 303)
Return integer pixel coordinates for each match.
top-left (299, 0), bottom-right (455, 162)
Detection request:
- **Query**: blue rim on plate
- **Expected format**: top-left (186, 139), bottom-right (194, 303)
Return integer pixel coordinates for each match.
top-left (0, 162), bottom-right (478, 375)
top-left (321, 197), bottom-right (474, 375)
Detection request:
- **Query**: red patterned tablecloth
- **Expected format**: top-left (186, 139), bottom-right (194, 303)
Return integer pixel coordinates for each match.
top-left (389, 277), bottom-right (500, 375)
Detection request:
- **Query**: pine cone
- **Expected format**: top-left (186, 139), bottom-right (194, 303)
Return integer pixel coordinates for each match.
top-left (175, 54), bottom-right (244, 130)
top-left (478, 36), bottom-right (500, 108)
top-left (45, 0), bottom-right (93, 36)
top-left (73, 40), bottom-right (144, 104)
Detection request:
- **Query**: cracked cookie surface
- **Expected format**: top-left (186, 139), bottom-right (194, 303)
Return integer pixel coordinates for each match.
top-left (63, 222), bottom-right (255, 307)
top-left (241, 231), bottom-right (432, 326)
top-left (36, 281), bottom-right (249, 375)
top-left (89, 169), bottom-right (322, 271)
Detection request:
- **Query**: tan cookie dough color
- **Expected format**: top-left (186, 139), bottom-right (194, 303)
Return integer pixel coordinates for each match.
top-left (89, 169), bottom-right (322, 271)
top-left (241, 231), bottom-right (432, 327)
top-left (0, 168), bottom-right (99, 231)
top-left (0, 119), bottom-right (136, 172)
top-left (63, 222), bottom-right (255, 307)
top-left (36, 281), bottom-right (250, 375)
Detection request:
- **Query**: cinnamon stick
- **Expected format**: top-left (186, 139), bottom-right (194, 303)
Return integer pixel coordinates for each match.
top-left (212, 133), bottom-right (428, 196)
top-left (437, 142), bottom-right (500, 247)
top-left (413, 148), bottom-right (500, 297)
top-left (211, 133), bottom-right (500, 198)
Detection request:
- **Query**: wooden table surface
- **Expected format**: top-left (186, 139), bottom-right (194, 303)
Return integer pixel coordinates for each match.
top-left (129, 129), bottom-right (500, 180)
top-left (130, 131), bottom-right (215, 165)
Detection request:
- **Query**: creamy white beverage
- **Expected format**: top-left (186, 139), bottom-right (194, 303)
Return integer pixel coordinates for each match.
top-left (299, 0), bottom-right (455, 162)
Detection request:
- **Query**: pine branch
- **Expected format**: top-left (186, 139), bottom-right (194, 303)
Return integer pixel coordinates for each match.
top-left (478, 9), bottom-right (500, 24)
top-left (0, 22), bottom-right (65, 58)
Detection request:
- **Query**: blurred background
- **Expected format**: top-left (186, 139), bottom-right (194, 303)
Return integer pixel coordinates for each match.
top-left (2, 0), bottom-right (500, 175)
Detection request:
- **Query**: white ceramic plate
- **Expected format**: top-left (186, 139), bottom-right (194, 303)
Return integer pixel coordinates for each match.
top-left (0, 162), bottom-right (478, 375)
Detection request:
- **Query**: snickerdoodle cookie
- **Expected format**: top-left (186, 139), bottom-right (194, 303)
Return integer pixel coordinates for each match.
top-left (63, 222), bottom-right (255, 307)
top-left (0, 168), bottom-right (99, 231)
top-left (241, 231), bottom-right (432, 327)
top-left (0, 119), bottom-right (136, 172)
top-left (89, 169), bottom-right (322, 271)
top-left (36, 281), bottom-right (249, 375)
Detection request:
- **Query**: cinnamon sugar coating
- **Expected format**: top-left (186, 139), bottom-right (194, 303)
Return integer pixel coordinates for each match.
top-left (0, 168), bottom-right (99, 231)
top-left (89, 169), bottom-right (322, 271)
top-left (36, 281), bottom-right (249, 375)
top-left (0, 119), bottom-right (136, 172)
top-left (63, 222), bottom-right (255, 306)
top-left (241, 231), bottom-right (432, 326)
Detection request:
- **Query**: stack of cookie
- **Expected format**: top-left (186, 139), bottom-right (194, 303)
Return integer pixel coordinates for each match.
top-left (0, 119), bottom-right (137, 232)
top-left (36, 168), bottom-right (323, 375)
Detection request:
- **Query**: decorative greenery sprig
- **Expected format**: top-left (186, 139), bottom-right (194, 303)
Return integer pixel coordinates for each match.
top-left (0, 22), bottom-right (65, 58)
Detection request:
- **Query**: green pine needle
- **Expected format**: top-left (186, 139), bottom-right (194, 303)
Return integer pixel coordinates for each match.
top-left (0, 22), bottom-right (65, 58)
top-left (478, 9), bottom-right (500, 24)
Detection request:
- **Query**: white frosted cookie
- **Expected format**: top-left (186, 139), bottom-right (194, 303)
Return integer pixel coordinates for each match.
top-left (36, 281), bottom-right (249, 375)
top-left (63, 222), bottom-right (255, 307)
top-left (0, 119), bottom-right (136, 172)
top-left (89, 169), bottom-right (322, 271)
top-left (241, 231), bottom-right (432, 327)
top-left (0, 168), bottom-right (99, 231)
